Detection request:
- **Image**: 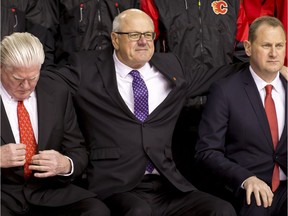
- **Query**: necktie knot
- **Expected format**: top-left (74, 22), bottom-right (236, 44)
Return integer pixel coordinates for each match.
top-left (130, 70), bottom-right (141, 79)
top-left (265, 84), bottom-right (273, 95)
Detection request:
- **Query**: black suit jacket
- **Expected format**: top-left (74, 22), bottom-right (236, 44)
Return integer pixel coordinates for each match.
top-left (1, 74), bottom-right (95, 213)
top-left (195, 66), bottom-right (287, 196)
top-left (47, 47), bottom-right (245, 199)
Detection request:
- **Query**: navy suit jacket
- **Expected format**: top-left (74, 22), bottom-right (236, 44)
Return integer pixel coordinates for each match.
top-left (195, 65), bottom-right (287, 196)
top-left (1, 74), bottom-right (95, 213)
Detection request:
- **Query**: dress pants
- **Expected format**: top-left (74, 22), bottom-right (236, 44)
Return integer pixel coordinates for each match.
top-left (104, 174), bottom-right (236, 216)
top-left (30, 198), bottom-right (110, 216)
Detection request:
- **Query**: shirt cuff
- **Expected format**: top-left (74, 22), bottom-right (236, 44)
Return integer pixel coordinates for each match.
top-left (58, 156), bottom-right (74, 176)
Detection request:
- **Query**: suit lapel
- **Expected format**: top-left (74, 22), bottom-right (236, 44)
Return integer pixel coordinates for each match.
top-left (147, 53), bottom-right (180, 118)
top-left (97, 49), bottom-right (136, 119)
top-left (278, 76), bottom-right (287, 147)
top-left (35, 78), bottom-right (55, 150)
top-left (242, 68), bottom-right (273, 149)
top-left (0, 99), bottom-right (16, 144)
top-left (1, 99), bottom-right (23, 177)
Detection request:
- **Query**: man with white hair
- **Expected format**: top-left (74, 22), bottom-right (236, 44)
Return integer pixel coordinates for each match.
top-left (0, 32), bottom-right (110, 216)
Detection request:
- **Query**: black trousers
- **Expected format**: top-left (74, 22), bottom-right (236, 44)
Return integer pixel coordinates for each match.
top-left (104, 175), bottom-right (236, 216)
top-left (2, 198), bottom-right (110, 216)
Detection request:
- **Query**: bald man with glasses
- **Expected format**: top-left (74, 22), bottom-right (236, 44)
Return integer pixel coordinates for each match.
top-left (47, 9), bottom-right (241, 216)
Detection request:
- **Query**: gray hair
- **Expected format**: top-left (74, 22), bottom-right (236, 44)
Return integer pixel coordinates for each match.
top-left (1, 32), bottom-right (45, 71)
top-left (112, 14), bottom-right (122, 32)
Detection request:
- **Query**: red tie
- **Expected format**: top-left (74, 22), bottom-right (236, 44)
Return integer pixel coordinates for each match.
top-left (17, 101), bottom-right (37, 179)
top-left (264, 85), bottom-right (279, 192)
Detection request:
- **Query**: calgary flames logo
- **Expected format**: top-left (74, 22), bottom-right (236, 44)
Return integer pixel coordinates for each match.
top-left (211, 0), bottom-right (228, 15)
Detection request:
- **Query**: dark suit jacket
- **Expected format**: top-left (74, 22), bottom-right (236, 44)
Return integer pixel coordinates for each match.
top-left (195, 66), bottom-right (287, 196)
top-left (1, 74), bottom-right (95, 213)
top-left (47, 47), bottom-right (245, 199)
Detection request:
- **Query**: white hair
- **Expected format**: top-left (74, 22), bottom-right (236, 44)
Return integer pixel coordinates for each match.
top-left (1, 32), bottom-right (45, 71)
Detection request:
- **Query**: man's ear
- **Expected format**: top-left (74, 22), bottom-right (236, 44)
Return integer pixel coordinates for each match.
top-left (280, 66), bottom-right (288, 81)
top-left (243, 40), bottom-right (251, 57)
top-left (0, 65), bottom-right (3, 76)
top-left (111, 32), bottom-right (119, 50)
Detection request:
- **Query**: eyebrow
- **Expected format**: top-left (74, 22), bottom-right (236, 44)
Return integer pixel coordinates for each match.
top-left (12, 74), bottom-right (39, 80)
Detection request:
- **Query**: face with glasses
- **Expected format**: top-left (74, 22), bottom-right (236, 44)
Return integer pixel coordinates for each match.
top-left (1, 64), bottom-right (40, 101)
top-left (111, 10), bottom-right (155, 69)
top-left (114, 32), bottom-right (156, 41)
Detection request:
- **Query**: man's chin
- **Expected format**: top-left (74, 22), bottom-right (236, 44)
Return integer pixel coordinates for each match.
top-left (14, 93), bottom-right (30, 101)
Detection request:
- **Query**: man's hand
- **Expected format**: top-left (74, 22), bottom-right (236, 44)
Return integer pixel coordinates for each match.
top-left (243, 176), bottom-right (274, 208)
top-left (29, 150), bottom-right (71, 178)
top-left (280, 65), bottom-right (288, 80)
top-left (0, 144), bottom-right (26, 168)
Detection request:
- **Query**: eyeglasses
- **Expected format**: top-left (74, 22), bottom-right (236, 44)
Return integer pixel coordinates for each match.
top-left (115, 32), bottom-right (156, 41)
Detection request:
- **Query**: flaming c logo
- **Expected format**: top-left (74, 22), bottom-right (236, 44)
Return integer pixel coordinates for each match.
top-left (211, 0), bottom-right (228, 15)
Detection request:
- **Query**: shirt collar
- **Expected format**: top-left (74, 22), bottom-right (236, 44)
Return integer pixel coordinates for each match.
top-left (0, 81), bottom-right (35, 103)
top-left (113, 51), bottom-right (150, 79)
top-left (249, 66), bottom-right (282, 93)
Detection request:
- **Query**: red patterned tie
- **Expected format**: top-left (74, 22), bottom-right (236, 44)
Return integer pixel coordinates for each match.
top-left (264, 85), bottom-right (279, 192)
top-left (17, 101), bottom-right (37, 179)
